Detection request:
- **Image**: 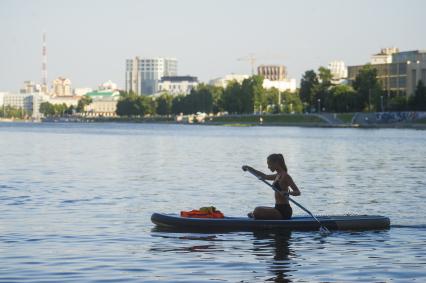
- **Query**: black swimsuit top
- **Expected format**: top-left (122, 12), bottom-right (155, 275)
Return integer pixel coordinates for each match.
top-left (273, 180), bottom-right (282, 191)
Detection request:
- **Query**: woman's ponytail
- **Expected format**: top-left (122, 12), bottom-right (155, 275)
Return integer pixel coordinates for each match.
top-left (268, 153), bottom-right (288, 172)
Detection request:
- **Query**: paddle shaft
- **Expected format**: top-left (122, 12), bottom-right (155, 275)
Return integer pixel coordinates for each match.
top-left (248, 170), bottom-right (324, 226)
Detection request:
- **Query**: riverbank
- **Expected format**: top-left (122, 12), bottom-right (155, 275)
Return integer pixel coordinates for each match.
top-left (4, 112), bottom-right (426, 130)
top-left (85, 113), bottom-right (426, 129)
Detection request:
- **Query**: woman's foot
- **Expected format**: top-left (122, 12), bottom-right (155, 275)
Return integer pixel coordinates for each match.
top-left (247, 212), bottom-right (254, 218)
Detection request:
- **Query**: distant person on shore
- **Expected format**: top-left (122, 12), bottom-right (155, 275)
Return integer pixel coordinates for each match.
top-left (242, 154), bottom-right (301, 220)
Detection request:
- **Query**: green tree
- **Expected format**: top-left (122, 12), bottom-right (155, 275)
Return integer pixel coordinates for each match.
top-left (210, 85), bottom-right (225, 113)
top-left (352, 65), bottom-right (382, 112)
top-left (265, 87), bottom-right (280, 113)
top-left (0, 105), bottom-right (27, 118)
top-left (156, 93), bottom-right (173, 115)
top-left (324, 85), bottom-right (357, 112)
top-left (299, 70), bottom-right (319, 111)
top-left (281, 90), bottom-right (304, 113)
top-left (388, 96), bottom-right (408, 111)
top-left (39, 102), bottom-right (56, 116)
top-left (318, 66), bottom-right (333, 86)
top-left (171, 95), bottom-right (186, 115)
top-left (409, 80), bottom-right (426, 110)
top-left (116, 93), bottom-right (141, 116)
top-left (76, 95), bottom-right (93, 113)
top-left (222, 81), bottom-right (243, 114)
top-left (241, 75), bottom-right (264, 113)
top-left (187, 84), bottom-right (214, 113)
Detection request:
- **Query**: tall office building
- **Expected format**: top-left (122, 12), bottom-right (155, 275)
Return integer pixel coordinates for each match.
top-left (125, 57), bottom-right (178, 95)
top-left (347, 49), bottom-right (426, 96)
top-left (257, 65), bottom-right (287, 81)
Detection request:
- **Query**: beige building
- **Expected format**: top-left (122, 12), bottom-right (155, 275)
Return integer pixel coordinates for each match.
top-left (348, 49), bottom-right (426, 96)
top-left (52, 77), bottom-right (72, 96)
top-left (83, 90), bottom-right (119, 117)
top-left (84, 100), bottom-right (118, 117)
top-left (257, 65), bottom-right (287, 81)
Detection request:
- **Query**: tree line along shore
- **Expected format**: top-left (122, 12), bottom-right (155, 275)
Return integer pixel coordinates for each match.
top-left (2, 65), bottom-right (426, 126)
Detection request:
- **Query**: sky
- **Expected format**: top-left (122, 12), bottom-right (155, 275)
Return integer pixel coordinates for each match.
top-left (0, 0), bottom-right (425, 92)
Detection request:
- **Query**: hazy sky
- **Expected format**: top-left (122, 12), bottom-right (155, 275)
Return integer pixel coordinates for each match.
top-left (0, 0), bottom-right (425, 91)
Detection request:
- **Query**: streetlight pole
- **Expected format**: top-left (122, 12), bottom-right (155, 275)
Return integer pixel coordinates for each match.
top-left (380, 95), bottom-right (384, 112)
top-left (317, 99), bottom-right (321, 113)
top-left (368, 89), bottom-right (371, 112)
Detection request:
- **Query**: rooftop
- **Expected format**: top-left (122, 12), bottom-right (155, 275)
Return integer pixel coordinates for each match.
top-left (85, 91), bottom-right (119, 97)
top-left (160, 76), bottom-right (198, 82)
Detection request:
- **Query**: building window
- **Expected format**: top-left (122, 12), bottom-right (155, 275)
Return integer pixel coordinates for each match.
top-left (421, 69), bottom-right (426, 84)
top-left (412, 70), bottom-right (417, 89)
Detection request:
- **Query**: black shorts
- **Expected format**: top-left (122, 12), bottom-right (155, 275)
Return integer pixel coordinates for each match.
top-left (275, 204), bottom-right (292, 220)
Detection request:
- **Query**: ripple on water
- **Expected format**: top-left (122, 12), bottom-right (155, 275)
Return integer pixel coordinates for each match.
top-left (0, 123), bottom-right (425, 282)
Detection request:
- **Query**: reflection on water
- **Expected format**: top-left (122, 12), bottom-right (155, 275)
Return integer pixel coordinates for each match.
top-left (252, 232), bottom-right (293, 283)
top-left (0, 123), bottom-right (425, 282)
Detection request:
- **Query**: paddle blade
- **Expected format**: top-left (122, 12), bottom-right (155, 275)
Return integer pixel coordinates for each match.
top-left (319, 225), bottom-right (331, 236)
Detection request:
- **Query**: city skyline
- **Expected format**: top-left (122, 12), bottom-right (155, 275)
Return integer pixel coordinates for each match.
top-left (0, 0), bottom-right (425, 91)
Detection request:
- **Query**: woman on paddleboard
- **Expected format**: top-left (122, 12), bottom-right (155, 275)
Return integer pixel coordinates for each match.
top-left (242, 153), bottom-right (301, 220)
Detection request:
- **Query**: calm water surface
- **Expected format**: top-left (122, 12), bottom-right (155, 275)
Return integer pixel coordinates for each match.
top-left (0, 122), bottom-right (425, 282)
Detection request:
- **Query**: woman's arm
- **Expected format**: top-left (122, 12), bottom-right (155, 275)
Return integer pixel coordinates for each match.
top-left (242, 165), bottom-right (276, 180)
top-left (285, 174), bottom-right (301, 196)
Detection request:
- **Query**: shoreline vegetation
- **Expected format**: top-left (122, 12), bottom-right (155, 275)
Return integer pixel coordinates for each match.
top-left (2, 113), bottom-right (425, 130)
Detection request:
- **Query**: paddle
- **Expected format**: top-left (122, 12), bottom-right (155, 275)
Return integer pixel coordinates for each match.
top-left (245, 169), bottom-right (330, 235)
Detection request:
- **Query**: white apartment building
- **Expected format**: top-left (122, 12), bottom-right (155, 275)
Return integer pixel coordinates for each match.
top-left (1, 92), bottom-right (45, 118)
top-left (20, 81), bottom-right (42, 94)
top-left (125, 57), bottom-right (178, 95)
top-left (328, 60), bottom-right (348, 84)
top-left (52, 77), bottom-right (72, 96)
top-left (209, 74), bottom-right (250, 88)
top-left (157, 76), bottom-right (198, 96)
top-left (99, 80), bottom-right (118, 91)
top-left (371, 47), bottom-right (399, 65)
top-left (262, 78), bottom-right (297, 93)
top-left (48, 96), bottom-right (81, 107)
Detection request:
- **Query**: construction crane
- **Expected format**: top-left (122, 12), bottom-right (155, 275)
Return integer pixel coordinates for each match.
top-left (237, 53), bottom-right (257, 75)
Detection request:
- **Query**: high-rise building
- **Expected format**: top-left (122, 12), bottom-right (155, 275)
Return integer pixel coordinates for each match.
top-left (347, 49), bottom-right (426, 96)
top-left (52, 77), bottom-right (72, 96)
top-left (125, 57), bottom-right (178, 95)
top-left (257, 65), bottom-right (287, 81)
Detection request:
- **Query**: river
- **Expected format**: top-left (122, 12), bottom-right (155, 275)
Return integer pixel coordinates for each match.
top-left (0, 122), bottom-right (425, 282)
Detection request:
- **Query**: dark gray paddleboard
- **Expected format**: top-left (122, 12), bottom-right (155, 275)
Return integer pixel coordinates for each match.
top-left (151, 213), bottom-right (390, 231)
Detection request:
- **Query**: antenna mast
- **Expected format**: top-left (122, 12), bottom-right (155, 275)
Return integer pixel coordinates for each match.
top-left (42, 32), bottom-right (48, 93)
